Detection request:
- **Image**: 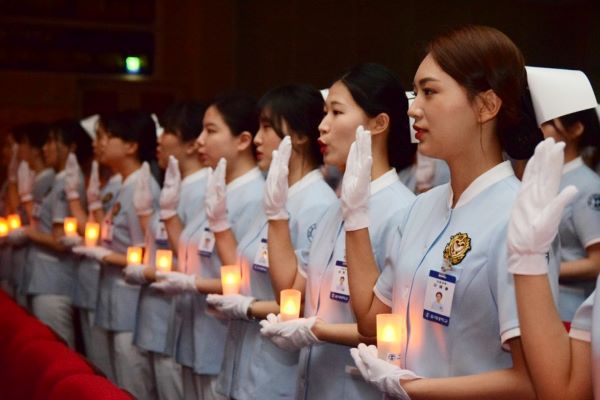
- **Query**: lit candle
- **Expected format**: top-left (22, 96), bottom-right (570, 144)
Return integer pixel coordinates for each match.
top-left (126, 246), bottom-right (143, 265)
top-left (376, 313), bottom-right (403, 366)
top-left (280, 289), bottom-right (301, 321)
top-left (84, 222), bottom-right (100, 247)
top-left (0, 217), bottom-right (8, 237)
top-left (63, 217), bottom-right (78, 237)
top-left (220, 265), bottom-right (241, 295)
top-left (155, 249), bottom-right (172, 273)
top-left (7, 214), bottom-right (21, 230)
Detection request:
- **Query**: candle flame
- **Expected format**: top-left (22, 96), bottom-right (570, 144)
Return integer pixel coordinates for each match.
top-left (7, 214), bottom-right (21, 230)
top-left (283, 299), bottom-right (297, 314)
top-left (0, 219), bottom-right (8, 236)
top-left (381, 325), bottom-right (398, 342)
top-left (224, 273), bottom-right (236, 284)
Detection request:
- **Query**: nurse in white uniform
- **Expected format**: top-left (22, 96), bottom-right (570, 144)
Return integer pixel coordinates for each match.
top-left (151, 94), bottom-right (263, 400)
top-left (74, 111), bottom-right (160, 399)
top-left (260, 64), bottom-right (417, 400)
top-left (205, 84), bottom-right (337, 400)
top-left (347, 26), bottom-right (548, 399)
top-left (526, 66), bottom-right (600, 322)
top-left (126, 101), bottom-right (207, 400)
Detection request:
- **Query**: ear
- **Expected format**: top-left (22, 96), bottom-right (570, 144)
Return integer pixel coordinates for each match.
top-left (184, 139), bottom-right (198, 156)
top-left (368, 112), bottom-right (390, 136)
top-left (476, 89), bottom-right (502, 124)
top-left (290, 132), bottom-right (309, 148)
top-left (565, 121), bottom-right (584, 141)
top-left (124, 141), bottom-right (139, 157)
top-left (236, 131), bottom-right (254, 152)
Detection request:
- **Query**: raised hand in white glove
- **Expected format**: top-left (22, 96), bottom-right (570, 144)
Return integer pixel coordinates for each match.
top-left (340, 126), bottom-right (372, 231)
top-left (508, 138), bottom-right (578, 275)
top-left (264, 136), bottom-right (292, 220)
top-left (205, 158), bottom-right (229, 232)
top-left (123, 264), bottom-right (148, 285)
top-left (59, 234), bottom-right (83, 248)
top-left (133, 162), bottom-right (154, 217)
top-left (71, 245), bottom-right (112, 262)
top-left (8, 144), bottom-right (18, 183)
top-left (151, 271), bottom-right (197, 294)
top-left (349, 343), bottom-right (419, 400)
top-left (64, 153), bottom-right (82, 200)
top-left (206, 294), bottom-right (255, 320)
top-left (87, 161), bottom-right (102, 212)
top-left (159, 156), bottom-right (181, 221)
top-left (7, 226), bottom-right (28, 246)
top-left (259, 313), bottom-right (321, 351)
top-left (17, 161), bottom-right (35, 202)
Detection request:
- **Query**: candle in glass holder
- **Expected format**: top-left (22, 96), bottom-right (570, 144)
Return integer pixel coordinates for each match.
top-left (155, 249), bottom-right (173, 273)
top-left (220, 265), bottom-right (241, 295)
top-left (84, 222), bottom-right (100, 247)
top-left (63, 217), bottom-right (78, 237)
top-left (280, 289), bottom-right (301, 321)
top-left (0, 217), bottom-right (8, 237)
top-left (7, 214), bottom-right (21, 230)
top-left (126, 246), bottom-right (143, 265)
top-left (376, 313), bottom-right (403, 366)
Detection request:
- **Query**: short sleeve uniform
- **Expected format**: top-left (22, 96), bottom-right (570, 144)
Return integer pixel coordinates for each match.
top-left (95, 167), bottom-right (160, 332)
top-left (218, 170), bottom-right (337, 399)
top-left (296, 170), bottom-right (415, 400)
top-left (557, 158), bottom-right (600, 321)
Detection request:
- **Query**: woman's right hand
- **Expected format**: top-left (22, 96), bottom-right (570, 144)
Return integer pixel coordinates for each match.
top-left (264, 136), bottom-right (292, 220)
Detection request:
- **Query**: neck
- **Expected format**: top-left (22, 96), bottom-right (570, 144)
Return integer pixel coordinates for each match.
top-left (370, 135), bottom-right (392, 181)
top-left (563, 141), bottom-right (580, 164)
top-left (180, 156), bottom-right (204, 178)
top-left (288, 152), bottom-right (317, 187)
top-left (116, 158), bottom-right (141, 180)
top-left (226, 154), bottom-right (256, 184)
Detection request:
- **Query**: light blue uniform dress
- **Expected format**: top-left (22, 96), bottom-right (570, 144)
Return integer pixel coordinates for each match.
top-left (297, 170), bottom-right (415, 400)
top-left (556, 157), bottom-right (600, 321)
top-left (73, 174), bottom-right (122, 312)
top-left (25, 170), bottom-right (85, 298)
top-left (375, 162), bottom-right (560, 377)
top-left (170, 167), bottom-right (264, 378)
top-left (134, 168), bottom-right (209, 355)
top-left (217, 170), bottom-right (337, 400)
top-left (9, 168), bottom-right (55, 298)
top-left (95, 167), bottom-right (160, 332)
top-left (569, 274), bottom-right (600, 400)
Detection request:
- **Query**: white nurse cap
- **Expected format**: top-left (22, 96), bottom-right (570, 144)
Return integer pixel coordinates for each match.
top-left (80, 114), bottom-right (99, 140)
top-left (526, 66), bottom-right (598, 126)
top-left (320, 88), bottom-right (329, 101)
top-left (151, 113), bottom-right (164, 138)
top-left (406, 91), bottom-right (418, 143)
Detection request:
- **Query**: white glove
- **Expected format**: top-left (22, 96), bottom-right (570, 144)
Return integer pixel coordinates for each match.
top-left (133, 162), bottom-right (154, 216)
top-left (349, 343), bottom-right (419, 400)
top-left (71, 245), bottom-right (112, 262)
top-left (159, 156), bottom-right (181, 221)
top-left (123, 264), bottom-right (148, 285)
top-left (264, 136), bottom-right (292, 220)
top-left (7, 227), bottom-right (28, 246)
top-left (206, 294), bottom-right (255, 320)
top-left (17, 161), bottom-right (35, 202)
top-left (507, 138), bottom-right (578, 275)
top-left (259, 313), bottom-right (321, 351)
top-left (8, 144), bottom-right (18, 182)
top-left (205, 158), bottom-right (229, 232)
top-left (87, 161), bottom-right (102, 212)
top-left (340, 126), bottom-right (372, 231)
top-left (151, 271), bottom-right (197, 294)
top-left (59, 235), bottom-right (83, 248)
top-left (414, 152), bottom-right (436, 193)
top-left (64, 153), bottom-right (82, 200)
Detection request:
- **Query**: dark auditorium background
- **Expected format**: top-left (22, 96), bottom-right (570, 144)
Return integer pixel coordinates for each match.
top-left (0, 0), bottom-right (598, 136)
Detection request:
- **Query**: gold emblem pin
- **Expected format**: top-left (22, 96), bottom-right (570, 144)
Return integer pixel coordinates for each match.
top-left (442, 232), bottom-right (472, 270)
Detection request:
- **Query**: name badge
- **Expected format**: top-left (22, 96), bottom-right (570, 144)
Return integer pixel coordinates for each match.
top-left (101, 218), bottom-right (114, 243)
top-left (198, 227), bottom-right (215, 257)
top-left (329, 260), bottom-right (350, 303)
top-left (423, 270), bottom-right (456, 326)
top-left (155, 221), bottom-right (168, 247)
top-left (252, 238), bottom-right (269, 272)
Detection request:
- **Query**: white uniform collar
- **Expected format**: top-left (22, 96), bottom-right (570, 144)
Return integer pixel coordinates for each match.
top-left (371, 168), bottom-right (399, 196)
top-left (288, 169), bottom-right (323, 199)
top-left (227, 167), bottom-right (262, 192)
top-left (56, 170), bottom-right (66, 179)
top-left (35, 168), bottom-right (54, 182)
top-left (109, 173), bottom-right (122, 184)
top-left (562, 156), bottom-right (583, 175)
top-left (122, 167), bottom-right (143, 188)
top-left (450, 161), bottom-right (514, 209)
top-left (182, 168), bottom-right (208, 187)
